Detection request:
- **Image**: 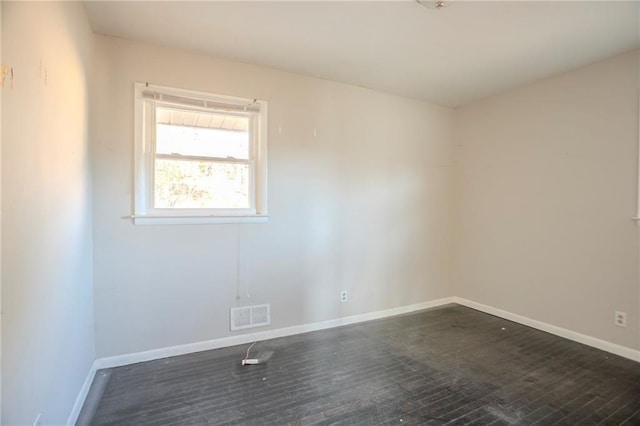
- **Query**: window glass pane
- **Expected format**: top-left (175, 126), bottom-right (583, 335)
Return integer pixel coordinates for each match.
top-left (154, 159), bottom-right (250, 209)
top-left (156, 108), bottom-right (249, 160)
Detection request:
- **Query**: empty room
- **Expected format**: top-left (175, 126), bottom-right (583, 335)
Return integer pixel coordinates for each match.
top-left (2, 0), bottom-right (640, 425)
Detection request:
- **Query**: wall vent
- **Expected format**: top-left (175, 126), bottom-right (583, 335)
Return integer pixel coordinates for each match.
top-left (230, 304), bottom-right (271, 331)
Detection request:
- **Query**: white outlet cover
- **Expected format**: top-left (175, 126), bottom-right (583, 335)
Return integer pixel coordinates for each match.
top-left (614, 311), bottom-right (627, 327)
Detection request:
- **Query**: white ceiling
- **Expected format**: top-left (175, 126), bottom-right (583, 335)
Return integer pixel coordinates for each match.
top-left (84, 1), bottom-right (639, 108)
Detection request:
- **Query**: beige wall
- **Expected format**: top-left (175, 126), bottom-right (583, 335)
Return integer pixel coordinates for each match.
top-left (2, 8), bottom-right (635, 421)
top-left (453, 50), bottom-right (639, 350)
top-left (91, 36), bottom-right (455, 358)
top-left (1, 2), bottom-right (95, 424)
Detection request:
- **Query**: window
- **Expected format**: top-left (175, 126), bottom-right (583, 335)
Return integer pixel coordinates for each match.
top-left (134, 83), bottom-right (268, 225)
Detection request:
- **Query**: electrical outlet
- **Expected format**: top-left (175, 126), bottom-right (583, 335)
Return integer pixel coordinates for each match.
top-left (614, 311), bottom-right (627, 327)
top-left (340, 290), bottom-right (348, 303)
top-left (33, 413), bottom-right (42, 426)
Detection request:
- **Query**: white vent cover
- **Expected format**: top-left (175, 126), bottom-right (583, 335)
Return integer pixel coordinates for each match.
top-left (230, 304), bottom-right (271, 331)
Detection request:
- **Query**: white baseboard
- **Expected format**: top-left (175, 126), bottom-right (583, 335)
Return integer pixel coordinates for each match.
top-left (71, 297), bottom-right (454, 424)
top-left (95, 297), bottom-right (455, 370)
top-left (71, 295), bottom-right (639, 424)
top-left (454, 297), bottom-right (640, 363)
top-left (66, 360), bottom-right (99, 426)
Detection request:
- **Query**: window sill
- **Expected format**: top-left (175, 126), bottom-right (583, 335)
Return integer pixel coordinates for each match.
top-left (130, 214), bottom-right (269, 225)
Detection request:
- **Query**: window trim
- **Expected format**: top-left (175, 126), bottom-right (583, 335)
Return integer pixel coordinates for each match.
top-left (133, 83), bottom-right (268, 225)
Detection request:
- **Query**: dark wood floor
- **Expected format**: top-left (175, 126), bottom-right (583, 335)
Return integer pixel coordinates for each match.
top-left (80, 305), bottom-right (640, 425)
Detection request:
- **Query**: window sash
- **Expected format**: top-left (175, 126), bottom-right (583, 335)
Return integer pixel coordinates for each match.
top-left (152, 104), bottom-right (257, 163)
top-left (152, 157), bottom-right (255, 210)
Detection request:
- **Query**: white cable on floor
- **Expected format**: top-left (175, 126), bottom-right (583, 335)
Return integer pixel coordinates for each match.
top-left (244, 339), bottom-right (257, 361)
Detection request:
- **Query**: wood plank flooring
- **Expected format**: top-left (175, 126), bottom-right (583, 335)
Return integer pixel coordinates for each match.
top-left (81, 305), bottom-right (640, 425)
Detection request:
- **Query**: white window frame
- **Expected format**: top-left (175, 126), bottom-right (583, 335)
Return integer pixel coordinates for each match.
top-left (133, 83), bottom-right (268, 225)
